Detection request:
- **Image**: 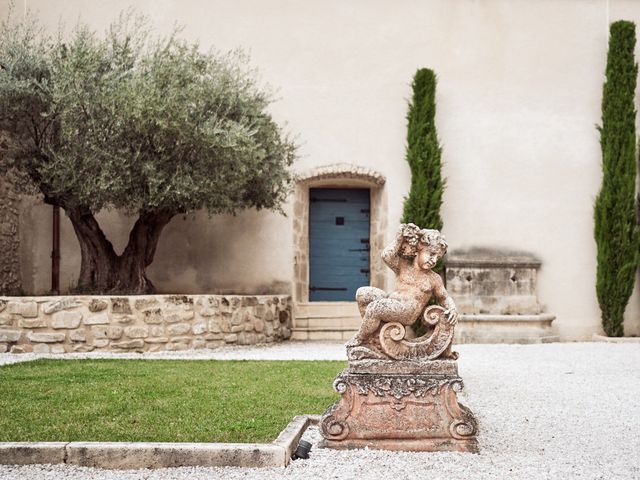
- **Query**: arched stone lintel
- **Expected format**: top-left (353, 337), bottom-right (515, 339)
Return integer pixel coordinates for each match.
top-left (296, 163), bottom-right (386, 187)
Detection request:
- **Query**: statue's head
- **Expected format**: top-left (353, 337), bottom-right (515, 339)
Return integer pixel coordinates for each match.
top-left (401, 225), bottom-right (448, 269)
top-left (416, 229), bottom-right (448, 270)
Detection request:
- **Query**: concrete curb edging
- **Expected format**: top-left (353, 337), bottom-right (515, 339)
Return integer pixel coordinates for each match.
top-left (273, 414), bottom-right (320, 464)
top-left (0, 415), bottom-right (319, 469)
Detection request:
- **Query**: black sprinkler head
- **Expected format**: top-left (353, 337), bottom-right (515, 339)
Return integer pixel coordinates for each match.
top-left (292, 439), bottom-right (312, 460)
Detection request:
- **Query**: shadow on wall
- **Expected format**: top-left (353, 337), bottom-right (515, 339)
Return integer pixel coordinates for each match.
top-left (146, 208), bottom-right (293, 295)
top-left (18, 200), bottom-right (293, 295)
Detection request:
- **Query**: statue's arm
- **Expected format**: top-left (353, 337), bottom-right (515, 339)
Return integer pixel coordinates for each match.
top-left (433, 274), bottom-right (459, 325)
top-left (381, 225), bottom-right (406, 274)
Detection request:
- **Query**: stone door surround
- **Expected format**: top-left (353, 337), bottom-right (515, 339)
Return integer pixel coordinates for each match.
top-left (293, 164), bottom-right (386, 303)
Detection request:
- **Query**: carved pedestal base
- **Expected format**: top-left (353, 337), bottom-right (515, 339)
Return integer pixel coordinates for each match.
top-left (319, 360), bottom-right (478, 453)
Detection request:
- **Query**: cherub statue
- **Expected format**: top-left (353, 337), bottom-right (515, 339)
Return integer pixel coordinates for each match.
top-left (347, 223), bottom-right (458, 353)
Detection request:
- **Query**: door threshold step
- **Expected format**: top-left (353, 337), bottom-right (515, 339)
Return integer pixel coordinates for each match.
top-left (291, 326), bottom-right (357, 341)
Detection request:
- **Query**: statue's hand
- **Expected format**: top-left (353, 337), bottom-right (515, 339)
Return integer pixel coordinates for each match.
top-left (444, 307), bottom-right (459, 326)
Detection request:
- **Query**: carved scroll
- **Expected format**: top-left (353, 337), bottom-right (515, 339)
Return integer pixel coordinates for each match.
top-left (378, 305), bottom-right (455, 360)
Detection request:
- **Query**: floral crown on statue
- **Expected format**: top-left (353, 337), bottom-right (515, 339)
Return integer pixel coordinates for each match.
top-left (400, 223), bottom-right (448, 257)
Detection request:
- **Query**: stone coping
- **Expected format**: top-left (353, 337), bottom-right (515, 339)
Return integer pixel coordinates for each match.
top-left (0, 415), bottom-right (319, 469)
top-left (446, 250), bottom-right (542, 268)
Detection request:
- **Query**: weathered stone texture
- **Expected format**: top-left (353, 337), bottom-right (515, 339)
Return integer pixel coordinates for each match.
top-left (445, 250), bottom-right (543, 315)
top-left (112, 339), bottom-right (144, 349)
top-left (145, 337), bottom-right (169, 343)
top-left (18, 318), bottom-right (47, 328)
top-left (69, 330), bottom-right (86, 342)
top-left (32, 344), bottom-right (50, 353)
top-left (51, 311), bottom-right (82, 329)
top-left (88, 299), bottom-right (108, 312)
top-left (0, 329), bottom-right (21, 342)
top-left (92, 326), bottom-right (124, 340)
top-left (8, 301), bottom-right (38, 318)
top-left (445, 249), bottom-right (556, 343)
top-left (141, 309), bottom-right (163, 324)
top-left (27, 332), bottom-right (65, 343)
top-left (0, 294), bottom-right (292, 353)
top-left (167, 323), bottom-right (190, 335)
top-left (51, 345), bottom-right (66, 354)
top-left (84, 313), bottom-right (110, 325)
top-left (124, 326), bottom-right (148, 338)
top-left (320, 361), bottom-right (478, 453)
top-left (111, 298), bottom-right (132, 315)
top-left (192, 321), bottom-right (206, 335)
top-left (44, 299), bottom-right (80, 315)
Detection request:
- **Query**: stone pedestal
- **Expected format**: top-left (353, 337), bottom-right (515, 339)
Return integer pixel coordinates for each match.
top-left (320, 359), bottom-right (478, 453)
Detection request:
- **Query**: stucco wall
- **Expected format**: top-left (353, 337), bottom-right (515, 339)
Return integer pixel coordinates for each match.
top-left (6, 0), bottom-right (640, 339)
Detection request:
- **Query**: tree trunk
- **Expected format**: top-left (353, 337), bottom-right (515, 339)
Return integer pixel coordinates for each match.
top-left (66, 207), bottom-right (175, 294)
top-left (115, 209), bottom-right (175, 294)
top-left (67, 207), bottom-right (118, 292)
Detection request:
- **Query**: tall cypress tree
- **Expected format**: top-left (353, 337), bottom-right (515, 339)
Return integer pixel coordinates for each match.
top-left (403, 69), bottom-right (445, 339)
top-left (595, 20), bottom-right (639, 337)
top-left (401, 68), bottom-right (444, 232)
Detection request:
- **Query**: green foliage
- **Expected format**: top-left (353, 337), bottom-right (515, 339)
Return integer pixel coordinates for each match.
top-left (0, 12), bottom-right (296, 293)
top-left (0, 359), bottom-right (343, 443)
top-left (595, 20), bottom-right (639, 337)
top-left (401, 68), bottom-right (444, 232)
top-left (0, 13), bottom-right (295, 215)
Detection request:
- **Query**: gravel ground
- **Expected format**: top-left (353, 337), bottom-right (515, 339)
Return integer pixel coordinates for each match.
top-left (0, 342), bottom-right (639, 480)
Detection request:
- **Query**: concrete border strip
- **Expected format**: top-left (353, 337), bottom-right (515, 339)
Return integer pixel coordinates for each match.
top-left (0, 415), bottom-right (318, 469)
top-left (272, 414), bottom-right (320, 464)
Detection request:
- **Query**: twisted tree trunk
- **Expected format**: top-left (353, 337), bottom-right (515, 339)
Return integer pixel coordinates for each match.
top-left (66, 207), bottom-right (175, 294)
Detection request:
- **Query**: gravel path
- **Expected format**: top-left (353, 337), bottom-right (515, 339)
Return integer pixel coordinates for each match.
top-left (0, 342), bottom-right (639, 479)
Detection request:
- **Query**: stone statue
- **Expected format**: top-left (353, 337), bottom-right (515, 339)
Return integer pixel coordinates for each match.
top-left (320, 224), bottom-right (478, 453)
top-left (347, 223), bottom-right (459, 361)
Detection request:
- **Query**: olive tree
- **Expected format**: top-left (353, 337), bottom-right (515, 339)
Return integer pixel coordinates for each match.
top-left (0, 14), bottom-right (296, 293)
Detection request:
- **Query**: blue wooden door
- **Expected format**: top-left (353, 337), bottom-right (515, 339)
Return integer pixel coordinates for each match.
top-left (309, 188), bottom-right (370, 301)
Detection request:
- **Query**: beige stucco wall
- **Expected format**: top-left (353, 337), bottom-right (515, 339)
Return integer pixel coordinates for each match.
top-left (4, 0), bottom-right (640, 339)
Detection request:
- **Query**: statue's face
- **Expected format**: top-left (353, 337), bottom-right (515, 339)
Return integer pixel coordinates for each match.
top-left (417, 245), bottom-right (441, 270)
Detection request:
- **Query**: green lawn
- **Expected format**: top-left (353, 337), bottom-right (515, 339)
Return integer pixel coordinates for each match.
top-left (0, 359), bottom-right (344, 443)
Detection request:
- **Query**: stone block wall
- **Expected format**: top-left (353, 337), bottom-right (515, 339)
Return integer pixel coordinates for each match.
top-left (445, 249), bottom-right (557, 343)
top-left (445, 250), bottom-right (543, 315)
top-left (0, 178), bottom-right (21, 294)
top-left (0, 295), bottom-right (292, 354)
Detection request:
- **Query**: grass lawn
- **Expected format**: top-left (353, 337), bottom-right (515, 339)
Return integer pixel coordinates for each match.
top-left (0, 359), bottom-right (344, 443)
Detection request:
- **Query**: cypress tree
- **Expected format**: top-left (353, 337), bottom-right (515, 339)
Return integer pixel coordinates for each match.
top-left (594, 20), bottom-right (639, 337)
top-left (402, 68), bottom-right (444, 232)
